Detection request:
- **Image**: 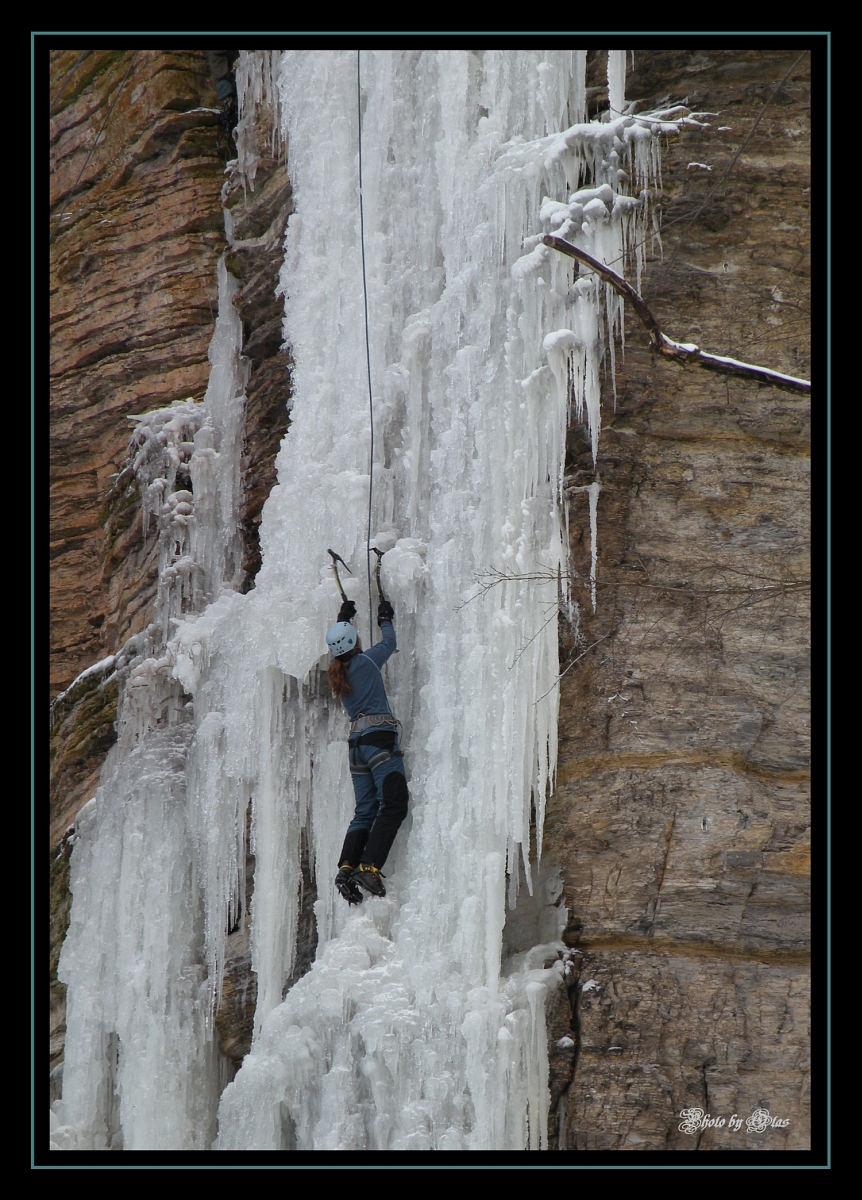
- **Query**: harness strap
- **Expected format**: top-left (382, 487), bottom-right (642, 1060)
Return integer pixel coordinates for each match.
top-left (349, 747), bottom-right (404, 775)
top-left (367, 748), bottom-right (403, 771)
top-left (349, 712), bottom-right (398, 736)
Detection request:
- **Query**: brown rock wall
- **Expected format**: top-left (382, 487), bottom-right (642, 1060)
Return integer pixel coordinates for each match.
top-left (550, 948), bottom-right (809, 1151)
top-left (547, 49), bottom-right (813, 1150)
top-left (50, 49), bottom-right (226, 700)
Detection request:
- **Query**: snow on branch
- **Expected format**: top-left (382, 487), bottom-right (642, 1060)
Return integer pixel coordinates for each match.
top-left (543, 235), bottom-right (811, 395)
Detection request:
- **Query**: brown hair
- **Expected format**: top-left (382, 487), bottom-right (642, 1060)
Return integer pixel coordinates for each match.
top-left (328, 642), bottom-right (362, 700)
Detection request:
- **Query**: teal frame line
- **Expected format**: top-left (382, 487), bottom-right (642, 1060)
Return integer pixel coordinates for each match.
top-left (32, 27), bottom-right (37, 1176)
top-left (38, 33), bottom-right (828, 1168)
top-left (824, 29), bottom-right (831, 1172)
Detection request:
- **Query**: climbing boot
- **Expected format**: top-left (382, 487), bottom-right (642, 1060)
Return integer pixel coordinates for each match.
top-left (352, 863), bottom-right (386, 898)
top-left (335, 864), bottom-right (363, 906)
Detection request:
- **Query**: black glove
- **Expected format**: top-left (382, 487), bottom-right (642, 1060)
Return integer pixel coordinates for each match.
top-left (337, 600), bottom-right (357, 623)
top-left (377, 600), bottom-right (394, 626)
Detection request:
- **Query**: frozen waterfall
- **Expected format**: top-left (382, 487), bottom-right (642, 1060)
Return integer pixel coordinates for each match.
top-left (54, 48), bottom-right (675, 1153)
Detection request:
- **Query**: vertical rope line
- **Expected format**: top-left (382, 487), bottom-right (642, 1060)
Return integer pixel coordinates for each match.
top-left (357, 50), bottom-right (375, 644)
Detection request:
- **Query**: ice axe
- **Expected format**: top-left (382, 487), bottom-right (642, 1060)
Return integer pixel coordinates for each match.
top-left (371, 547), bottom-right (387, 602)
top-left (327, 549), bottom-right (352, 604)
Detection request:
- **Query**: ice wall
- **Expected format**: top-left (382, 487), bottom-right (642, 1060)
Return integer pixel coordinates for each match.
top-left (201, 49), bottom-right (661, 1152)
top-left (53, 250), bottom-right (248, 1151)
top-left (55, 48), bottom-right (682, 1153)
top-left (52, 728), bottom-right (231, 1151)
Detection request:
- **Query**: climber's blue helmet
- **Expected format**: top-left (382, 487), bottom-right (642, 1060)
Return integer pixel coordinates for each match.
top-left (326, 621), bottom-right (358, 656)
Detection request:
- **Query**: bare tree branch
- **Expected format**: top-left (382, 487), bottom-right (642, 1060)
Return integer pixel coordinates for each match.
top-left (470, 565), bottom-right (809, 600)
top-left (543, 235), bottom-right (811, 394)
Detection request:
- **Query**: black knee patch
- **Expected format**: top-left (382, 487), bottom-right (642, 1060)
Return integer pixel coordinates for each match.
top-left (382, 771), bottom-right (409, 819)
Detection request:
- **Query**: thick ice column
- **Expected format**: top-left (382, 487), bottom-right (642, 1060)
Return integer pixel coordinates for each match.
top-left (191, 255), bottom-right (247, 604)
top-left (55, 729), bottom-right (226, 1151)
top-left (55, 199), bottom-right (250, 1152)
top-left (214, 49), bottom-right (589, 1152)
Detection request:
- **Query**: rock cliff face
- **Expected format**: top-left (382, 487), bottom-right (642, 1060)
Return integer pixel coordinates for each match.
top-left (544, 49), bottom-right (811, 1150)
top-left (50, 50), bottom-right (225, 857)
top-left (50, 51), bottom-right (226, 696)
top-left (49, 49), bottom-right (811, 1149)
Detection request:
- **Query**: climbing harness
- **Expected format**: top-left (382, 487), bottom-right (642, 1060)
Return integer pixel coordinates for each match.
top-left (348, 742), bottom-right (404, 774)
top-left (327, 548), bottom-right (352, 603)
top-left (348, 712), bottom-right (398, 737)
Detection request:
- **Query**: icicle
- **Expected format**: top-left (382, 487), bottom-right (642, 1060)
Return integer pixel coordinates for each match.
top-left (55, 729), bottom-right (226, 1150)
top-left (586, 481), bottom-right (601, 611)
top-left (568, 480), bottom-right (601, 613)
top-left (607, 50), bottom-right (627, 118)
top-left (233, 50), bottom-right (287, 191)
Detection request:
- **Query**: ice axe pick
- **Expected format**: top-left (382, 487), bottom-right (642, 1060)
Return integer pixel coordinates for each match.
top-left (371, 547), bottom-right (387, 602)
top-left (327, 549), bottom-right (352, 603)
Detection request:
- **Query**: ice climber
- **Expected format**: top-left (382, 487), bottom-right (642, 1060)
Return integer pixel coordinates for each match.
top-left (326, 598), bottom-right (410, 903)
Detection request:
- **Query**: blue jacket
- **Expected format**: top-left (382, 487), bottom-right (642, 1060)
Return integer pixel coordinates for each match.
top-left (342, 621), bottom-right (397, 727)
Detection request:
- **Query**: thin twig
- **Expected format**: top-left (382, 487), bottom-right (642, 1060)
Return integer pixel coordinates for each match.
top-left (509, 608), bottom-right (560, 669)
top-left (535, 633), bottom-right (610, 703)
top-left (472, 564), bottom-right (809, 597)
top-left (593, 580), bottom-right (809, 596)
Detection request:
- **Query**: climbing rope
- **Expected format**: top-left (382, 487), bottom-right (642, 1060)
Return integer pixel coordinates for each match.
top-left (357, 50), bottom-right (376, 645)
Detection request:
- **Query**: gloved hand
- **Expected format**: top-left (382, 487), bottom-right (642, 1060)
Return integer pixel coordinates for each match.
top-left (377, 600), bottom-right (394, 626)
top-left (338, 600), bottom-right (357, 623)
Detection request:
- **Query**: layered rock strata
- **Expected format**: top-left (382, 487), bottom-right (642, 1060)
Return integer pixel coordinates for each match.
top-left (545, 48), bottom-right (811, 1150)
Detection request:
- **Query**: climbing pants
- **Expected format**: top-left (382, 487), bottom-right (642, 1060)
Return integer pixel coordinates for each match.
top-left (341, 735), bottom-right (409, 870)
